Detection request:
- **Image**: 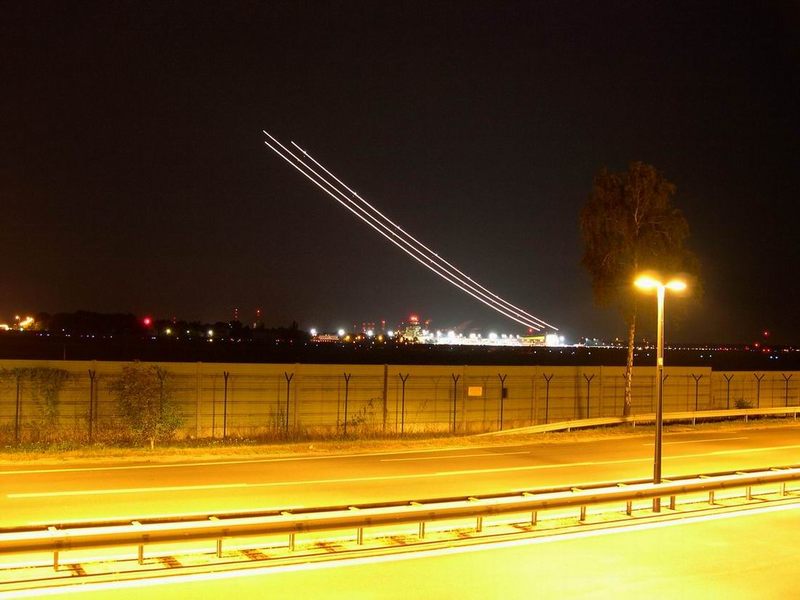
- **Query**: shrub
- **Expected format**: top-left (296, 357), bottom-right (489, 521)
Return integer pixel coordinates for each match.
top-left (109, 364), bottom-right (183, 448)
top-left (734, 398), bottom-right (753, 409)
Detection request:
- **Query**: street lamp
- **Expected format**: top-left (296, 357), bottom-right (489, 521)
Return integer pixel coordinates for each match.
top-left (634, 273), bottom-right (687, 512)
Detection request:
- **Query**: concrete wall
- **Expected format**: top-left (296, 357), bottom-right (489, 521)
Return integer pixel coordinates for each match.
top-left (1, 359), bottom-right (798, 441)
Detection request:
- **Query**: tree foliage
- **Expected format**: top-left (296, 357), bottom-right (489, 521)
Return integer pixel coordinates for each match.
top-left (109, 364), bottom-right (182, 448)
top-left (580, 162), bottom-right (697, 415)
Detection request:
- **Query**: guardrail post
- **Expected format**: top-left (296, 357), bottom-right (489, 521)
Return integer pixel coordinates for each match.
top-left (746, 486), bottom-right (752, 501)
top-left (357, 527), bottom-right (364, 545)
top-left (419, 521), bottom-right (426, 539)
top-left (476, 516), bottom-right (483, 533)
top-left (580, 505), bottom-right (587, 521)
top-left (48, 526), bottom-right (59, 571)
top-left (669, 495), bottom-right (676, 510)
top-left (209, 516), bottom-right (222, 557)
top-left (708, 490), bottom-right (715, 505)
top-left (131, 520), bottom-right (144, 564)
top-left (289, 532), bottom-right (295, 551)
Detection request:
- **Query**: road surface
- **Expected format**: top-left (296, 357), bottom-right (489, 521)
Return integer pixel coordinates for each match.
top-left (1, 424), bottom-right (799, 526)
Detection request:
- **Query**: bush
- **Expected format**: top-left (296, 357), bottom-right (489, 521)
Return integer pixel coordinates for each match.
top-left (109, 364), bottom-right (183, 448)
top-left (734, 398), bottom-right (753, 409)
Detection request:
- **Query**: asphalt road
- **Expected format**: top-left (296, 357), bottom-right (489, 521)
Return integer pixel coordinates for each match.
top-left (2, 424), bottom-right (800, 527)
top-left (6, 501), bottom-right (800, 599)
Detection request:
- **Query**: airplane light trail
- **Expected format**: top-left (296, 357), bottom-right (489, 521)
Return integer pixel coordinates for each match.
top-left (263, 132), bottom-right (557, 332)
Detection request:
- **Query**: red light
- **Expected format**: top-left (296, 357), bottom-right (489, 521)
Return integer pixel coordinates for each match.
top-left (143, 317), bottom-right (152, 327)
top-left (409, 314), bottom-right (419, 323)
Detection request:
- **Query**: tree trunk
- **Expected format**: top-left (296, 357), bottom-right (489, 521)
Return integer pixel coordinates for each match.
top-left (623, 310), bottom-right (636, 417)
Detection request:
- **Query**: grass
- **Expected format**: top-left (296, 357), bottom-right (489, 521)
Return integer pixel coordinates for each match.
top-left (0, 417), bottom-right (798, 466)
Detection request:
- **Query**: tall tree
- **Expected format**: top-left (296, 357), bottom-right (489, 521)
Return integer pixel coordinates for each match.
top-left (580, 162), bottom-right (696, 416)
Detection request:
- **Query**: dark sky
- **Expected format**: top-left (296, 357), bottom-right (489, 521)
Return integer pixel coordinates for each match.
top-left (2, 1), bottom-right (798, 343)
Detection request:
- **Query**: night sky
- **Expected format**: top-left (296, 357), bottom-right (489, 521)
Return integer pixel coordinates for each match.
top-left (2, 1), bottom-right (798, 344)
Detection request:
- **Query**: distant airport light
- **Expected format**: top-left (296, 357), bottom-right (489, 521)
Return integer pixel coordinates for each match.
top-left (337, 328), bottom-right (346, 337)
top-left (310, 328), bottom-right (318, 337)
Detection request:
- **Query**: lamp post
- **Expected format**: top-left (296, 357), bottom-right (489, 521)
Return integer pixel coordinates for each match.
top-left (634, 274), bottom-right (687, 512)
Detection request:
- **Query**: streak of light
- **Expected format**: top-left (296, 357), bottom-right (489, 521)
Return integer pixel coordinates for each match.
top-left (263, 133), bottom-right (544, 330)
top-left (263, 131), bottom-right (555, 331)
top-left (290, 140), bottom-right (556, 331)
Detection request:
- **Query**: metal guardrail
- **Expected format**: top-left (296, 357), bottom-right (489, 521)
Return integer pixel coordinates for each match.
top-left (2, 465), bottom-right (799, 570)
top-left (479, 406), bottom-right (800, 436)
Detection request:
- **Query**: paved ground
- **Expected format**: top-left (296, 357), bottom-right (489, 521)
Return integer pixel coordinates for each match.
top-left (1, 423), bottom-right (799, 526)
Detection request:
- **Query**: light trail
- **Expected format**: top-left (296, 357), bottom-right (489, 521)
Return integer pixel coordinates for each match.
top-left (289, 141), bottom-right (555, 331)
top-left (264, 133), bottom-right (548, 330)
top-left (263, 136), bottom-right (544, 330)
top-left (263, 131), bottom-right (556, 331)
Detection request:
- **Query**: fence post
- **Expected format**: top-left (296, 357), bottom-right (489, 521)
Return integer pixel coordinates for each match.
top-left (342, 373), bottom-right (352, 435)
top-left (451, 374), bottom-right (460, 433)
top-left (14, 372), bottom-right (21, 444)
top-left (284, 372), bottom-right (294, 436)
top-left (195, 362), bottom-right (202, 438)
top-left (754, 373), bottom-right (765, 408)
top-left (783, 374), bottom-right (793, 407)
top-left (542, 373), bottom-right (554, 424)
top-left (583, 374), bottom-right (595, 419)
top-left (222, 371), bottom-right (230, 438)
top-left (498, 374), bottom-right (507, 430)
top-left (399, 374), bottom-right (409, 434)
top-left (691, 374), bottom-right (703, 412)
top-left (723, 374), bottom-right (734, 409)
top-left (87, 369), bottom-right (97, 443)
top-left (382, 364), bottom-right (388, 432)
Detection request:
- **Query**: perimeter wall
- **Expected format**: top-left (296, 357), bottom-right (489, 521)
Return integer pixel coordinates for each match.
top-left (0, 360), bottom-right (797, 441)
